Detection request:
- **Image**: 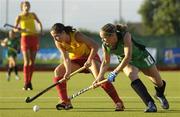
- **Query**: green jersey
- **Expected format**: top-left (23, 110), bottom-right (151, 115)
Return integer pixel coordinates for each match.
top-left (103, 31), bottom-right (155, 69)
top-left (6, 37), bottom-right (20, 57)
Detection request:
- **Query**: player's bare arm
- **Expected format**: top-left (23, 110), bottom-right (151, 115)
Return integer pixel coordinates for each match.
top-left (113, 32), bottom-right (132, 74)
top-left (75, 32), bottom-right (99, 67)
top-left (14, 15), bottom-right (21, 32)
top-left (32, 12), bottom-right (43, 34)
top-left (93, 46), bottom-right (110, 84)
top-left (55, 42), bottom-right (71, 79)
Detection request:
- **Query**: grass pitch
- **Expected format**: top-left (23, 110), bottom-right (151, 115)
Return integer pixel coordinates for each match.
top-left (0, 71), bottom-right (180, 117)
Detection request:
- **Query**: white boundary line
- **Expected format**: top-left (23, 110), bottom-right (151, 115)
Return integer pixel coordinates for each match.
top-left (0, 96), bottom-right (180, 99)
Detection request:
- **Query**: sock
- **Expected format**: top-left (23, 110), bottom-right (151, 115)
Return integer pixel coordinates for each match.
top-left (23, 66), bottom-right (30, 85)
top-left (101, 81), bottom-right (123, 104)
top-left (29, 65), bottom-right (34, 83)
top-left (14, 65), bottom-right (18, 75)
top-left (53, 76), bottom-right (70, 103)
top-left (8, 67), bottom-right (13, 76)
top-left (131, 79), bottom-right (154, 106)
top-left (155, 80), bottom-right (166, 97)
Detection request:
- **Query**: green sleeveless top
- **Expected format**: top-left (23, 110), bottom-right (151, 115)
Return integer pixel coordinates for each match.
top-left (7, 38), bottom-right (20, 53)
top-left (103, 31), bottom-right (146, 62)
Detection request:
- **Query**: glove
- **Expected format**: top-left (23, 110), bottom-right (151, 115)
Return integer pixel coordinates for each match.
top-left (17, 49), bottom-right (21, 54)
top-left (108, 71), bottom-right (117, 82)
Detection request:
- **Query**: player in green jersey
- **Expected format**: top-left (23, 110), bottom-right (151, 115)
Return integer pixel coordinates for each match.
top-left (93, 23), bottom-right (169, 112)
top-left (1, 30), bottom-right (20, 81)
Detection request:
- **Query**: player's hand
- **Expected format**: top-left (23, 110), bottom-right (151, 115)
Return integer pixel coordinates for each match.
top-left (92, 77), bottom-right (103, 88)
top-left (92, 79), bottom-right (98, 88)
top-left (63, 73), bottom-right (71, 80)
top-left (0, 40), bottom-right (7, 47)
top-left (84, 60), bottom-right (92, 68)
top-left (107, 71), bottom-right (117, 82)
top-left (15, 28), bottom-right (27, 33)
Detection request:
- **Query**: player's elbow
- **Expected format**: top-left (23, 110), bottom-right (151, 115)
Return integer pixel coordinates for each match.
top-left (124, 56), bottom-right (131, 64)
top-left (91, 43), bottom-right (99, 52)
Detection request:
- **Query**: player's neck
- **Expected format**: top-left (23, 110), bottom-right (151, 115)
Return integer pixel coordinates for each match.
top-left (22, 11), bottom-right (29, 15)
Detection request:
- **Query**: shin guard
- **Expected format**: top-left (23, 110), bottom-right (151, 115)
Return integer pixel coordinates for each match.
top-left (131, 79), bottom-right (154, 106)
top-left (155, 80), bottom-right (166, 97)
top-left (23, 66), bottom-right (30, 85)
top-left (14, 65), bottom-right (18, 75)
top-left (101, 81), bottom-right (123, 104)
top-left (29, 65), bottom-right (34, 83)
top-left (53, 77), bottom-right (69, 103)
top-left (8, 67), bottom-right (13, 76)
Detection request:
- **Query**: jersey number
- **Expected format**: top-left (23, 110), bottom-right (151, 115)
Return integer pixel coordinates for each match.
top-left (144, 55), bottom-right (154, 66)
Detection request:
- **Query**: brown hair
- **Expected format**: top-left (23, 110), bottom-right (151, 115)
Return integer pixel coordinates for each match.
top-left (20, 1), bottom-right (30, 11)
top-left (51, 23), bottom-right (76, 34)
top-left (100, 23), bottom-right (128, 37)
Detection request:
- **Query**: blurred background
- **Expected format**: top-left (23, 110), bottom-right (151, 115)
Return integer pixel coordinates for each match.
top-left (0, 0), bottom-right (180, 70)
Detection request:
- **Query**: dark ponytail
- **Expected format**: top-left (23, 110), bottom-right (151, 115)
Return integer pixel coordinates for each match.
top-left (51, 23), bottom-right (76, 34)
top-left (116, 24), bottom-right (128, 32)
top-left (64, 26), bottom-right (76, 34)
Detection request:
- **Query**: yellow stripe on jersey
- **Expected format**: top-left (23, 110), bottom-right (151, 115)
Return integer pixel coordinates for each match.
top-left (60, 32), bottom-right (90, 59)
top-left (20, 13), bottom-right (37, 36)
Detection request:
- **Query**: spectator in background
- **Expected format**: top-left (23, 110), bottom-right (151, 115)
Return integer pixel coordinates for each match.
top-left (93, 23), bottom-right (169, 112)
top-left (14, 1), bottom-right (43, 90)
top-left (0, 30), bottom-right (20, 81)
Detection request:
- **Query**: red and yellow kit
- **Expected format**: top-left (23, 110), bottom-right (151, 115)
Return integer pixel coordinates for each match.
top-left (59, 32), bottom-right (90, 60)
top-left (19, 13), bottom-right (37, 36)
top-left (57, 32), bottom-right (101, 66)
top-left (19, 13), bottom-right (39, 51)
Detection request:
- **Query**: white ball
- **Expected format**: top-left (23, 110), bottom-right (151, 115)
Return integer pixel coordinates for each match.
top-left (33, 105), bottom-right (40, 112)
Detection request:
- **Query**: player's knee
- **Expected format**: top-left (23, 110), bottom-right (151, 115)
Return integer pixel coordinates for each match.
top-left (24, 61), bottom-right (30, 66)
top-left (128, 72), bottom-right (138, 81)
top-left (53, 76), bottom-right (62, 83)
top-left (54, 68), bottom-right (60, 76)
top-left (54, 69), bottom-right (64, 79)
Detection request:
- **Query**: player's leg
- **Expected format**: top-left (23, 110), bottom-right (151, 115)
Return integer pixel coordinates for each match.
top-left (27, 50), bottom-right (37, 90)
top-left (89, 59), bottom-right (124, 111)
top-left (54, 63), bottom-right (81, 110)
top-left (123, 64), bottom-right (157, 112)
top-left (14, 65), bottom-right (19, 80)
top-left (22, 50), bottom-right (31, 90)
top-left (7, 57), bottom-right (14, 81)
top-left (141, 65), bottom-right (169, 109)
top-left (11, 56), bottom-right (19, 80)
top-left (27, 35), bottom-right (39, 90)
top-left (21, 36), bottom-right (31, 90)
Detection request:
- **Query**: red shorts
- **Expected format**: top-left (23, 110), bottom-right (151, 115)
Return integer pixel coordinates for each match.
top-left (21, 35), bottom-right (39, 52)
top-left (71, 54), bottom-right (101, 73)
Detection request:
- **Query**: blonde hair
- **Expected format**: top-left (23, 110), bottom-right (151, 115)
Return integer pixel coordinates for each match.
top-left (100, 23), bottom-right (128, 37)
top-left (20, 1), bottom-right (30, 11)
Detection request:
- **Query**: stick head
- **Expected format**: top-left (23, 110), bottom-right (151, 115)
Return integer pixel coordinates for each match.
top-left (25, 97), bottom-right (31, 103)
top-left (68, 95), bottom-right (73, 100)
top-left (3, 23), bottom-right (15, 29)
top-left (3, 24), bottom-right (8, 28)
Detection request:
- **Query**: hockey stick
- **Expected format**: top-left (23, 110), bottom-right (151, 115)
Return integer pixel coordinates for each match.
top-left (25, 66), bottom-right (86, 103)
top-left (3, 23), bottom-right (22, 30)
top-left (3, 23), bottom-right (33, 33)
top-left (69, 79), bottom-right (108, 100)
